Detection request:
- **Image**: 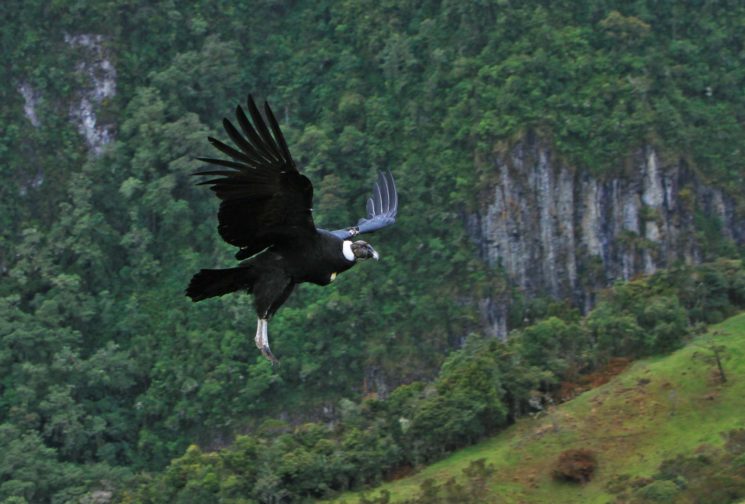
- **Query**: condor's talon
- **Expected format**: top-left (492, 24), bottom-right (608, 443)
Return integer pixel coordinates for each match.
top-left (261, 345), bottom-right (279, 365)
top-left (255, 318), bottom-right (279, 364)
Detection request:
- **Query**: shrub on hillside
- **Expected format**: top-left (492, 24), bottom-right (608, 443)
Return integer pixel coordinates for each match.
top-left (632, 479), bottom-right (680, 503)
top-left (552, 448), bottom-right (598, 483)
top-left (404, 350), bottom-right (509, 463)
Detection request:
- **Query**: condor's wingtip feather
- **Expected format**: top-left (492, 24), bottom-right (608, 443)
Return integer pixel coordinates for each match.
top-left (222, 118), bottom-right (256, 158)
top-left (247, 96), bottom-right (282, 161)
top-left (373, 182), bottom-right (383, 214)
top-left (193, 169), bottom-right (243, 179)
top-left (376, 172), bottom-right (388, 213)
top-left (380, 172), bottom-right (392, 213)
top-left (207, 136), bottom-right (252, 164)
top-left (387, 170), bottom-right (398, 215)
top-left (235, 104), bottom-right (276, 163)
top-left (264, 100), bottom-right (294, 168)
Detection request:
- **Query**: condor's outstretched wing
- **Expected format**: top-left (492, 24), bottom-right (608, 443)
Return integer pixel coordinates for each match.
top-left (196, 95), bottom-right (315, 259)
top-left (330, 171), bottom-right (398, 240)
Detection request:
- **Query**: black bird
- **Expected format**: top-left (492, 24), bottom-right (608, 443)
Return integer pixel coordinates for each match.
top-left (186, 95), bottom-right (398, 362)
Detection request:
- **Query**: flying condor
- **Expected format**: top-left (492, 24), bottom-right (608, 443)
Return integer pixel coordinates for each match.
top-left (186, 95), bottom-right (398, 363)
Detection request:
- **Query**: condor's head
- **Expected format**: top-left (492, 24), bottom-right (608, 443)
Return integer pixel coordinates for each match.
top-left (342, 240), bottom-right (379, 262)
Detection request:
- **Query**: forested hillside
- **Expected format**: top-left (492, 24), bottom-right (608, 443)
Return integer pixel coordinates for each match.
top-left (1, 1), bottom-right (744, 502)
top-left (124, 260), bottom-right (745, 502)
top-left (336, 312), bottom-right (745, 503)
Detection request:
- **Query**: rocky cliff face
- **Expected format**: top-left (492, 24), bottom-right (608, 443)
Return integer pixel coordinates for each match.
top-left (19, 34), bottom-right (116, 156)
top-left (469, 135), bottom-right (744, 339)
top-left (65, 34), bottom-right (116, 155)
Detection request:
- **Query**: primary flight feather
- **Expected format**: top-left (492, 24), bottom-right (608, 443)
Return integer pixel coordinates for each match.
top-left (186, 94), bottom-right (398, 362)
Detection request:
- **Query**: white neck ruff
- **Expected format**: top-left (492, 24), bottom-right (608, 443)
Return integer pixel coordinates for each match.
top-left (342, 240), bottom-right (355, 261)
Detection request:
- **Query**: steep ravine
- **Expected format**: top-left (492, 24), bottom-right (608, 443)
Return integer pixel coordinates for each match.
top-left (469, 135), bottom-right (744, 339)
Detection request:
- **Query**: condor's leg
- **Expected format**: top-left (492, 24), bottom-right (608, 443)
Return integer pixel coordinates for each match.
top-left (254, 318), bottom-right (269, 350)
top-left (254, 317), bottom-right (277, 363)
top-left (252, 273), bottom-right (295, 364)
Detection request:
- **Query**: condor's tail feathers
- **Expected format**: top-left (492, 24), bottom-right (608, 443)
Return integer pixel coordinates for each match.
top-left (186, 267), bottom-right (255, 302)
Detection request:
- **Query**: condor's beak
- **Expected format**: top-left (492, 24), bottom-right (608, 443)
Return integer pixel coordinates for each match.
top-left (370, 246), bottom-right (380, 261)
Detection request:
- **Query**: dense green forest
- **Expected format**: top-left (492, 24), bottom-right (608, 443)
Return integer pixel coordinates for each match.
top-left (1, 0), bottom-right (744, 502)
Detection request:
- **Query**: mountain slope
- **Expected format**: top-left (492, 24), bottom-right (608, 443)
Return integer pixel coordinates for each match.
top-left (337, 312), bottom-right (745, 503)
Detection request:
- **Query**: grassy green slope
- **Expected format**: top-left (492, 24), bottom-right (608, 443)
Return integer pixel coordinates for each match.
top-left (336, 313), bottom-right (745, 503)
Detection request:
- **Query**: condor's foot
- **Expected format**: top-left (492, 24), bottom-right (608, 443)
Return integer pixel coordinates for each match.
top-left (255, 318), bottom-right (279, 365)
top-left (260, 344), bottom-right (278, 365)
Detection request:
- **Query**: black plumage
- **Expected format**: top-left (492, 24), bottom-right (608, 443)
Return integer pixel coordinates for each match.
top-left (186, 95), bottom-right (398, 362)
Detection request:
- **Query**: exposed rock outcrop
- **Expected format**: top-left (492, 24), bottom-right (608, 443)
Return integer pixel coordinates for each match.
top-left (18, 82), bottom-right (41, 127)
top-left (65, 34), bottom-right (116, 155)
top-left (469, 135), bottom-right (744, 339)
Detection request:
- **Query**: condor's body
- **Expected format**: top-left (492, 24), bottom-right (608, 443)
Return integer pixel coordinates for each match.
top-left (189, 231), bottom-right (358, 314)
top-left (268, 230), bottom-right (356, 287)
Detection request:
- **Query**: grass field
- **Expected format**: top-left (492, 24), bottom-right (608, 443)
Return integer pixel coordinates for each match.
top-left (333, 313), bottom-right (745, 503)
